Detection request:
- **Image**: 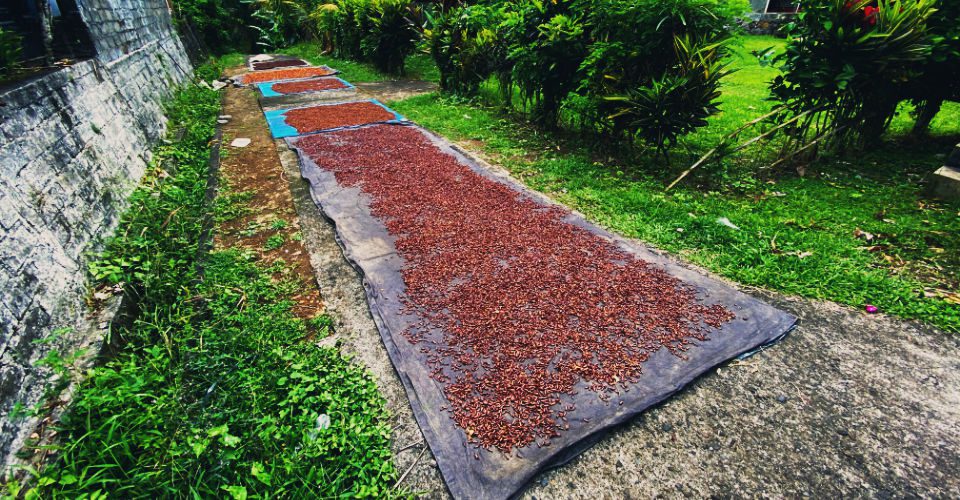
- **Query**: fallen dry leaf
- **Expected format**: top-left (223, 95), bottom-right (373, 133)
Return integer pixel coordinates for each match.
top-left (923, 288), bottom-right (960, 304)
top-left (853, 228), bottom-right (875, 242)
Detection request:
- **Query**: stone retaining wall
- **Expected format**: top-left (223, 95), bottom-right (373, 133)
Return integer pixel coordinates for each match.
top-left (0, 0), bottom-right (192, 468)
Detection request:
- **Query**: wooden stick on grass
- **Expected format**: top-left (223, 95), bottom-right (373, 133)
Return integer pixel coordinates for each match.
top-left (665, 106), bottom-right (822, 191)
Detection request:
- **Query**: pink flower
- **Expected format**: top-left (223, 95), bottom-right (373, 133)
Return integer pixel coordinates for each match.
top-left (865, 304), bottom-right (879, 314)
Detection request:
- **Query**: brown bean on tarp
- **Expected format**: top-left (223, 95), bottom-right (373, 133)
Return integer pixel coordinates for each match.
top-left (271, 78), bottom-right (349, 95)
top-left (251, 59), bottom-right (308, 71)
top-left (240, 66), bottom-right (336, 84)
top-left (284, 101), bottom-right (395, 134)
top-left (293, 125), bottom-right (736, 452)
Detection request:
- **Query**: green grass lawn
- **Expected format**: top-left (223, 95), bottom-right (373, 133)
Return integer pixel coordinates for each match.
top-left (390, 35), bottom-right (960, 332)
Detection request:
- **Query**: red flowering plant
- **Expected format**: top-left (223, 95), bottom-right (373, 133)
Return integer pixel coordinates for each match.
top-left (769, 0), bottom-right (937, 156)
top-left (843, 0), bottom-right (880, 27)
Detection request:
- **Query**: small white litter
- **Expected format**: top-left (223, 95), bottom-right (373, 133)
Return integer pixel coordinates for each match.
top-left (717, 217), bottom-right (741, 230)
top-left (249, 54), bottom-right (274, 63)
top-left (317, 414), bottom-right (331, 430)
top-left (308, 413), bottom-right (332, 440)
top-left (211, 80), bottom-right (228, 90)
top-left (230, 138), bottom-right (251, 148)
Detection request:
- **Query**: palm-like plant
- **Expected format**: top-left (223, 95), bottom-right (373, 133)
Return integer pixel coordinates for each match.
top-left (508, 0), bottom-right (591, 127)
top-left (361, 0), bottom-right (418, 74)
top-left (244, 0), bottom-right (309, 50)
top-left (772, 0), bottom-right (938, 150)
top-left (425, 5), bottom-right (498, 95)
top-left (604, 36), bottom-right (732, 159)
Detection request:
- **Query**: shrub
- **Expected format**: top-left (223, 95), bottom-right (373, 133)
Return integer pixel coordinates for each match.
top-left (494, 0), bottom-right (739, 142)
top-left (246, 0), bottom-right (311, 50)
top-left (507, 0), bottom-right (591, 126)
top-left (361, 0), bottom-right (418, 74)
top-left (602, 36), bottom-right (731, 157)
top-left (580, 0), bottom-right (737, 94)
top-left (771, 0), bottom-right (938, 151)
top-left (314, 0), bottom-right (417, 74)
top-left (170, 0), bottom-right (257, 54)
top-left (316, 0), bottom-right (366, 60)
top-left (576, 0), bottom-right (737, 152)
top-left (0, 27), bottom-right (23, 78)
top-left (425, 4), bottom-right (499, 95)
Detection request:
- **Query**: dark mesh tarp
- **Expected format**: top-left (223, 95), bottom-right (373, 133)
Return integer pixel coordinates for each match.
top-left (286, 123), bottom-right (796, 499)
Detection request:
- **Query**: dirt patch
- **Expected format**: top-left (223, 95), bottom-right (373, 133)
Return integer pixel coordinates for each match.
top-left (215, 85), bottom-right (325, 321)
top-left (355, 80), bottom-right (438, 102)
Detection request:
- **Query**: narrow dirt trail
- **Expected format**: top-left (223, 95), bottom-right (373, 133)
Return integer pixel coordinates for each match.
top-left (216, 83), bottom-right (324, 320)
top-left (227, 73), bottom-right (960, 497)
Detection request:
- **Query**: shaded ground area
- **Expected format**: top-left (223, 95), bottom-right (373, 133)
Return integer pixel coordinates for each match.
top-left (353, 80), bottom-right (438, 102)
top-left (228, 77), bottom-right (960, 496)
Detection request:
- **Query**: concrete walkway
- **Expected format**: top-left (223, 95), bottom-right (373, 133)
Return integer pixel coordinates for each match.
top-left (228, 67), bottom-right (960, 497)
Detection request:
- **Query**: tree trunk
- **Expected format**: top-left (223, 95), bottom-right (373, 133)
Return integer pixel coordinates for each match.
top-left (36, 0), bottom-right (55, 65)
top-left (912, 98), bottom-right (944, 136)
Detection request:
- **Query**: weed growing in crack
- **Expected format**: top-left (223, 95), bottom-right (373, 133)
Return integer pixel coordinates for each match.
top-left (264, 233), bottom-right (285, 250)
top-left (240, 220), bottom-right (262, 237)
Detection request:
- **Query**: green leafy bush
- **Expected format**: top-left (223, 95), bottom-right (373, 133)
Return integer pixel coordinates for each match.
top-left (771, 0), bottom-right (938, 151)
top-left (908, 0), bottom-right (960, 133)
top-left (246, 0), bottom-right (312, 50)
top-left (0, 27), bottom-right (23, 78)
top-left (506, 0), bottom-right (591, 126)
top-left (603, 36), bottom-right (732, 157)
top-left (361, 0), bottom-right (418, 74)
top-left (578, 0), bottom-right (737, 152)
top-left (425, 4), bottom-right (499, 95)
top-left (170, 0), bottom-right (257, 54)
top-left (580, 0), bottom-right (736, 94)
top-left (314, 0), bottom-right (417, 74)
top-left (315, 0), bottom-right (366, 60)
top-left (443, 0), bottom-right (741, 146)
